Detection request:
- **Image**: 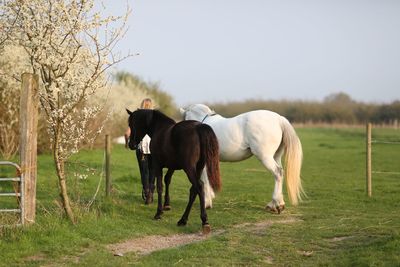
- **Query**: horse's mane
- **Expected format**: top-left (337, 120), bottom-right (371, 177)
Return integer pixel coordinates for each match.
top-left (152, 109), bottom-right (176, 125)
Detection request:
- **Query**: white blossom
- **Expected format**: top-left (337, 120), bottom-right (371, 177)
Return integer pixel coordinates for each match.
top-left (0, 0), bottom-right (131, 161)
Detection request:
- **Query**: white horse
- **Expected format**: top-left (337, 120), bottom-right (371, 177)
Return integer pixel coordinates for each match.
top-left (180, 104), bottom-right (304, 213)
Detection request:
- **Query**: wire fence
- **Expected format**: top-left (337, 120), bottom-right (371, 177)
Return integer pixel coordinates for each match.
top-left (371, 140), bottom-right (400, 145)
top-left (371, 137), bottom-right (400, 175)
top-left (367, 123), bottom-right (400, 197)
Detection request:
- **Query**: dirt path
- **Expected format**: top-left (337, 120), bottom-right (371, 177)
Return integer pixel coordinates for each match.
top-left (107, 231), bottom-right (223, 256)
top-left (107, 217), bottom-right (300, 256)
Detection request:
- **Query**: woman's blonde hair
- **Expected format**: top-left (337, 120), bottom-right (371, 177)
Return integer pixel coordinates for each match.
top-left (140, 98), bottom-right (153, 109)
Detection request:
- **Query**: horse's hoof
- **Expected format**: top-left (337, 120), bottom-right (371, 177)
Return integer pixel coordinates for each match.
top-left (154, 213), bottom-right (162, 220)
top-left (145, 198), bottom-right (153, 205)
top-left (266, 205), bottom-right (279, 214)
top-left (277, 205), bottom-right (285, 214)
top-left (266, 204), bottom-right (285, 214)
top-left (163, 205), bottom-right (171, 211)
top-left (202, 224), bottom-right (211, 235)
top-left (177, 219), bottom-right (187, 226)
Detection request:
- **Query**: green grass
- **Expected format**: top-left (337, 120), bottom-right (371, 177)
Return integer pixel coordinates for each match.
top-left (1, 127), bottom-right (399, 266)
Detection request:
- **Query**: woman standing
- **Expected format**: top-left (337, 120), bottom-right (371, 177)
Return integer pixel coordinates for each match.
top-left (125, 98), bottom-right (155, 204)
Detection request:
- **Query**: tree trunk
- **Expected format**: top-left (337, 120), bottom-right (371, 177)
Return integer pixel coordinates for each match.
top-left (53, 127), bottom-right (76, 224)
top-left (54, 154), bottom-right (76, 224)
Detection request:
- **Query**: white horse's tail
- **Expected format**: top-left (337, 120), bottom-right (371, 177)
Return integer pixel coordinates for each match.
top-left (200, 166), bottom-right (215, 208)
top-left (281, 117), bottom-right (304, 205)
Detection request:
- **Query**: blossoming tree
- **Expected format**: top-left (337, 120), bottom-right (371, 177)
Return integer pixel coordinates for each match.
top-left (0, 0), bottom-right (131, 222)
top-left (0, 45), bottom-right (31, 158)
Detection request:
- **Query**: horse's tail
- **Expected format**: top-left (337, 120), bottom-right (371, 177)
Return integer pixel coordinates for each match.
top-left (280, 117), bottom-right (304, 205)
top-left (197, 124), bottom-right (221, 195)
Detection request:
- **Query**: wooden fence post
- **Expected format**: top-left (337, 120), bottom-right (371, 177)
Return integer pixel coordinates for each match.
top-left (105, 135), bottom-right (111, 197)
top-left (366, 122), bottom-right (372, 197)
top-left (20, 73), bottom-right (39, 224)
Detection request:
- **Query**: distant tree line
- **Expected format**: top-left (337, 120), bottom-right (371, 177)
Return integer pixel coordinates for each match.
top-left (208, 93), bottom-right (400, 125)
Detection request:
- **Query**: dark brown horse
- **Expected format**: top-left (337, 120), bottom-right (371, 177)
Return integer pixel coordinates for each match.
top-left (126, 109), bottom-right (221, 233)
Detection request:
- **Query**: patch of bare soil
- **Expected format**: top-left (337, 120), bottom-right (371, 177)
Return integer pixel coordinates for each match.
top-left (23, 253), bottom-right (46, 262)
top-left (107, 231), bottom-right (223, 256)
top-left (297, 250), bottom-right (314, 257)
top-left (28, 248), bottom-right (92, 267)
top-left (329, 236), bottom-right (354, 242)
top-left (263, 256), bottom-right (274, 264)
top-left (234, 217), bottom-right (300, 234)
top-left (107, 218), bottom-right (300, 256)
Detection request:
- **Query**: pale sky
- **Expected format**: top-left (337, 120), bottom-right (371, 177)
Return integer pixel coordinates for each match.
top-left (108, 0), bottom-right (400, 106)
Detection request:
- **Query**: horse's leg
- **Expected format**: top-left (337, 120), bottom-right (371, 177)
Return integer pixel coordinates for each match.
top-left (261, 155), bottom-right (285, 214)
top-left (177, 185), bottom-right (197, 226)
top-left (197, 180), bottom-right (211, 234)
top-left (250, 130), bottom-right (286, 214)
top-left (148, 154), bottom-right (155, 203)
top-left (163, 169), bottom-right (174, 211)
top-left (270, 145), bottom-right (285, 212)
top-left (253, 147), bottom-right (285, 214)
top-left (153, 167), bottom-right (164, 220)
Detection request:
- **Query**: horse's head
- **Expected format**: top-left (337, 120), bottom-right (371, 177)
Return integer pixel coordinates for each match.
top-left (126, 109), bottom-right (153, 150)
top-left (180, 104), bottom-right (215, 121)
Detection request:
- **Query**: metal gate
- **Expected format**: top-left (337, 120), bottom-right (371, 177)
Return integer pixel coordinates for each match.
top-left (0, 161), bottom-right (24, 226)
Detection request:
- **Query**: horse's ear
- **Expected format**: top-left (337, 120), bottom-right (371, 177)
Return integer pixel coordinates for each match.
top-left (126, 108), bottom-right (132, 115)
top-left (179, 107), bottom-right (186, 114)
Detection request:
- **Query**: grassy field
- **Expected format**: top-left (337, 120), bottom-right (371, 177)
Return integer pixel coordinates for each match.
top-left (0, 127), bottom-right (399, 266)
